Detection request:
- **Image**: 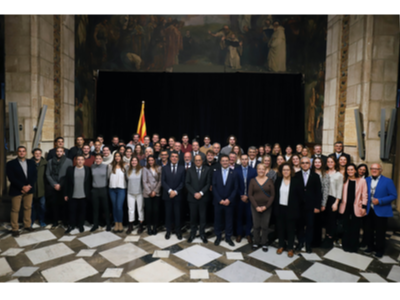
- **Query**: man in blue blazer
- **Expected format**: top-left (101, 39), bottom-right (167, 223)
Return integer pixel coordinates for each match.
top-left (235, 153), bottom-right (257, 244)
top-left (6, 146), bottom-right (38, 237)
top-left (364, 163), bottom-right (398, 258)
top-left (162, 151), bottom-right (185, 240)
top-left (212, 154), bottom-right (239, 246)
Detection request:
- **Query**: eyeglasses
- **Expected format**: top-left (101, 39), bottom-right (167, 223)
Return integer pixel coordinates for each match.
top-left (370, 168), bottom-right (381, 171)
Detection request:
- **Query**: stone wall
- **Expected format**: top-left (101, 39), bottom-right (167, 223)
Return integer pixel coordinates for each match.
top-left (4, 15), bottom-right (75, 157)
top-left (323, 15), bottom-right (399, 209)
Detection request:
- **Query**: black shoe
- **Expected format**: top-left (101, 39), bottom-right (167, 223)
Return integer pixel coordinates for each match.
top-left (137, 223), bottom-right (144, 234)
top-left (214, 236), bottom-right (222, 246)
top-left (153, 227), bottom-right (158, 235)
top-left (23, 227), bottom-right (35, 233)
top-left (200, 235), bottom-right (208, 244)
top-left (374, 252), bottom-right (383, 258)
top-left (79, 226), bottom-right (84, 233)
top-left (262, 245), bottom-right (268, 252)
top-left (11, 231), bottom-right (20, 237)
top-left (126, 223), bottom-right (134, 235)
top-left (51, 223), bottom-right (58, 230)
top-left (226, 238), bottom-right (235, 247)
top-left (364, 248), bottom-right (373, 255)
top-left (147, 228), bottom-right (153, 235)
top-left (295, 243), bottom-right (304, 252)
top-left (177, 233), bottom-right (182, 240)
top-left (65, 226), bottom-right (75, 234)
top-left (165, 231), bottom-right (171, 240)
top-left (306, 246), bottom-right (312, 254)
top-left (90, 225), bottom-right (98, 232)
top-left (106, 224), bottom-right (111, 232)
top-left (188, 235), bottom-right (195, 243)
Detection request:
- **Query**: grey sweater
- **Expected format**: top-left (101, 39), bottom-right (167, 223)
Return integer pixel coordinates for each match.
top-left (125, 167), bottom-right (143, 195)
top-left (91, 163), bottom-right (108, 188)
top-left (46, 157), bottom-right (73, 188)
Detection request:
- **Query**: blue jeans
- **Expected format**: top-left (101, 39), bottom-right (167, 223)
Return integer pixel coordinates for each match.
top-left (31, 196), bottom-right (46, 226)
top-left (109, 188), bottom-right (126, 222)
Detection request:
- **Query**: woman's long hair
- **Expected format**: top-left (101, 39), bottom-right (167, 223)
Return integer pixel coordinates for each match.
top-left (312, 157), bottom-right (326, 177)
top-left (344, 163), bottom-right (359, 183)
top-left (357, 163), bottom-right (369, 178)
top-left (146, 155), bottom-right (160, 174)
top-left (128, 156), bottom-right (142, 176)
top-left (111, 152), bottom-right (125, 174)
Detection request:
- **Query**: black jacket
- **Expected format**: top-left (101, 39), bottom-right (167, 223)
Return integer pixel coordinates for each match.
top-left (185, 165), bottom-right (211, 202)
top-left (64, 166), bottom-right (92, 200)
top-left (295, 171), bottom-right (322, 211)
top-left (6, 158), bottom-right (37, 196)
top-left (274, 175), bottom-right (303, 219)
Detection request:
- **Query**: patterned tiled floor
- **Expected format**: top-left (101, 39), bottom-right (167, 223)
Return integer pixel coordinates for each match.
top-left (0, 222), bottom-right (400, 283)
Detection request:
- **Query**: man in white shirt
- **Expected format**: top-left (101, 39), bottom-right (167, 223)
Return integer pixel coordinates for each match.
top-left (247, 146), bottom-right (259, 169)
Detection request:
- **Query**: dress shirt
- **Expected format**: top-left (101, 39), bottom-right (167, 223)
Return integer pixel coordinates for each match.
top-left (335, 152), bottom-right (342, 159)
top-left (185, 162), bottom-right (192, 169)
top-left (18, 159), bottom-right (28, 178)
top-left (370, 175), bottom-right (381, 209)
top-left (222, 167), bottom-right (229, 185)
top-left (302, 169), bottom-right (310, 186)
top-left (249, 159), bottom-right (257, 169)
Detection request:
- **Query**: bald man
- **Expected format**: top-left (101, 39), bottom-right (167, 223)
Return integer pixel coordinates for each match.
top-left (295, 157), bottom-right (322, 253)
top-left (363, 164), bottom-right (397, 258)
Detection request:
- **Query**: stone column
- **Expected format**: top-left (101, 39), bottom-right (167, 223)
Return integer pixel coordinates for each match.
top-left (322, 15), bottom-right (343, 155)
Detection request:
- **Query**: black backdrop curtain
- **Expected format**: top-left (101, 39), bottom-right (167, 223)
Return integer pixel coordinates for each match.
top-left (96, 72), bottom-right (304, 151)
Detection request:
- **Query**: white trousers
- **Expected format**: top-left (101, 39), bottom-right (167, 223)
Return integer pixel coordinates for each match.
top-left (127, 193), bottom-right (144, 222)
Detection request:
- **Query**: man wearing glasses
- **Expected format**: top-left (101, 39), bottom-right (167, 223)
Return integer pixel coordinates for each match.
top-left (296, 157), bottom-right (322, 253)
top-left (363, 164), bottom-right (397, 258)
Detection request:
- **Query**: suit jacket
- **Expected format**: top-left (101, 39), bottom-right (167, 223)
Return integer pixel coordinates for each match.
top-left (366, 175), bottom-right (398, 217)
top-left (248, 159), bottom-right (259, 169)
top-left (329, 152), bottom-right (351, 163)
top-left (191, 151), bottom-right (206, 162)
top-left (64, 166), bottom-right (92, 200)
top-left (142, 166), bottom-right (162, 198)
top-left (185, 165), bottom-right (211, 202)
top-left (6, 158), bottom-right (37, 196)
top-left (235, 165), bottom-right (257, 196)
top-left (161, 163), bottom-right (185, 200)
top-left (339, 178), bottom-right (368, 217)
top-left (274, 175), bottom-right (303, 219)
top-left (311, 154), bottom-right (327, 165)
top-left (296, 171), bottom-right (322, 211)
top-left (212, 167), bottom-right (238, 206)
top-left (47, 147), bottom-right (69, 161)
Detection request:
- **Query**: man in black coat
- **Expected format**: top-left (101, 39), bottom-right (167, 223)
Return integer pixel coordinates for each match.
top-left (161, 151), bottom-right (185, 240)
top-left (68, 136), bottom-right (85, 160)
top-left (329, 141), bottom-right (351, 163)
top-left (311, 144), bottom-right (327, 165)
top-left (47, 136), bottom-right (69, 161)
top-left (6, 146), bottom-right (37, 237)
top-left (64, 155), bottom-right (92, 234)
top-left (296, 157), bottom-right (322, 253)
top-left (185, 154), bottom-right (212, 243)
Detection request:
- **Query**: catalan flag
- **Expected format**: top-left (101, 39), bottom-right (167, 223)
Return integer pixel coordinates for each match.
top-left (136, 101), bottom-right (147, 143)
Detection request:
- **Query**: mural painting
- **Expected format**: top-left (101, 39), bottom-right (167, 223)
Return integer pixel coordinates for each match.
top-left (75, 15), bottom-right (327, 143)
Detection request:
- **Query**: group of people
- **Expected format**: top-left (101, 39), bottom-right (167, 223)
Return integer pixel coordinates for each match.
top-left (6, 133), bottom-right (397, 259)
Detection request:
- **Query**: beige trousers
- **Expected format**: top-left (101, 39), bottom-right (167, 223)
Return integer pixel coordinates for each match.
top-left (11, 193), bottom-right (33, 231)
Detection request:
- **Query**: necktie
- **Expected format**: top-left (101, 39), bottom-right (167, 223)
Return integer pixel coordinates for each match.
top-left (186, 163), bottom-right (189, 170)
top-left (303, 171), bottom-right (308, 186)
top-left (223, 169), bottom-right (227, 185)
top-left (243, 168), bottom-right (248, 194)
top-left (197, 168), bottom-right (201, 179)
top-left (172, 164), bottom-right (176, 174)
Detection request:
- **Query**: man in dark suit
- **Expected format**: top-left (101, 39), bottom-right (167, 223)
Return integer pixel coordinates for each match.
top-left (185, 154), bottom-right (212, 243)
top-left (161, 151), bottom-right (185, 240)
top-left (247, 146), bottom-right (260, 169)
top-left (212, 143), bottom-right (223, 163)
top-left (329, 141), bottom-right (351, 163)
top-left (47, 136), bottom-right (69, 161)
top-left (296, 157), bottom-right (322, 253)
top-left (191, 141), bottom-right (206, 162)
top-left (68, 136), bottom-right (85, 160)
top-left (6, 146), bottom-right (38, 237)
top-left (212, 155), bottom-right (239, 247)
top-left (235, 154), bottom-right (257, 244)
top-left (172, 142), bottom-right (184, 165)
top-left (64, 155), bottom-right (92, 234)
top-left (311, 144), bottom-right (327, 165)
